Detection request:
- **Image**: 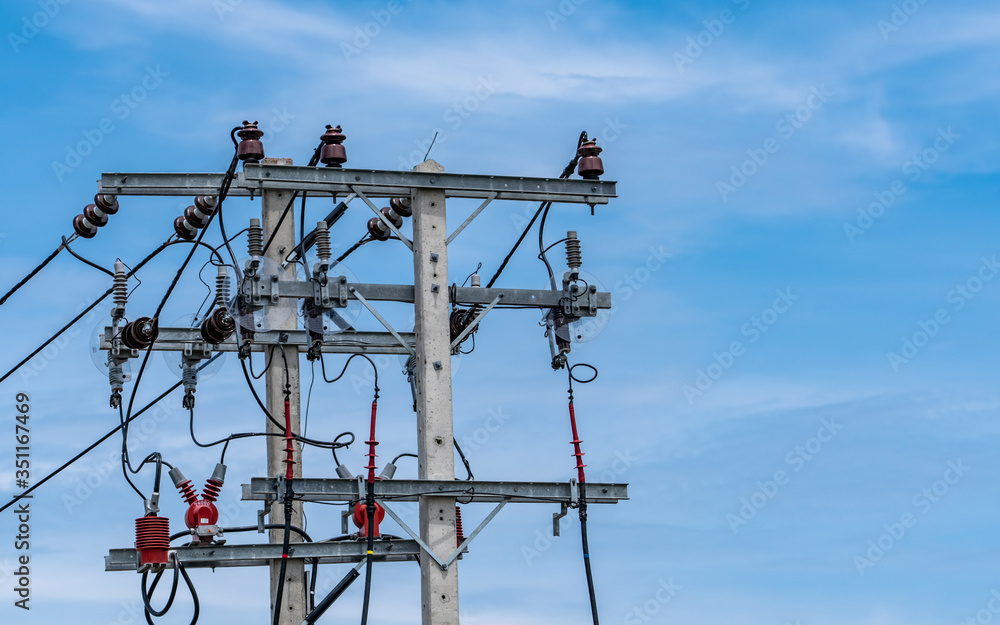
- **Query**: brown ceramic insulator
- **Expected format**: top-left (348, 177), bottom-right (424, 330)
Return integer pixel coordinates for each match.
top-left (121, 317), bottom-right (158, 350)
top-left (174, 215), bottom-right (197, 240)
top-left (236, 121), bottom-right (265, 162)
top-left (576, 138), bottom-right (604, 180)
top-left (367, 217), bottom-right (390, 241)
top-left (389, 197), bottom-right (412, 217)
top-left (73, 214), bottom-right (98, 238)
top-left (319, 124), bottom-right (347, 167)
top-left (200, 308), bottom-right (235, 344)
top-left (82, 204), bottom-right (109, 227)
top-left (94, 193), bottom-right (120, 215)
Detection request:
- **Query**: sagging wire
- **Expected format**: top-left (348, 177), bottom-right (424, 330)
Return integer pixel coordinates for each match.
top-left (61, 235), bottom-right (115, 277)
top-left (566, 361), bottom-right (601, 625)
top-left (120, 129), bottom-right (243, 499)
top-left (141, 552), bottom-right (199, 625)
top-left (0, 353), bottom-right (222, 515)
top-left (0, 239), bottom-right (66, 307)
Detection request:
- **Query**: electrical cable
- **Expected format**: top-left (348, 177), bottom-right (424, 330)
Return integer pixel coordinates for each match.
top-left (143, 552), bottom-right (199, 625)
top-left (61, 236), bottom-right (115, 277)
top-left (486, 131), bottom-right (587, 289)
top-left (120, 133), bottom-right (242, 492)
top-left (566, 361), bottom-right (601, 625)
top-left (360, 374), bottom-right (380, 625)
top-left (335, 235), bottom-right (372, 264)
top-left (271, 347), bottom-right (296, 625)
top-left (454, 439), bottom-right (474, 481)
top-left (0, 353), bottom-right (222, 514)
top-left (392, 452), bottom-right (418, 465)
top-left (0, 240), bottom-right (65, 307)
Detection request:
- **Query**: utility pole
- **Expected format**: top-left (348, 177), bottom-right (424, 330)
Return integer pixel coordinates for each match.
top-left (411, 160), bottom-right (460, 625)
top-left (262, 158), bottom-right (307, 625)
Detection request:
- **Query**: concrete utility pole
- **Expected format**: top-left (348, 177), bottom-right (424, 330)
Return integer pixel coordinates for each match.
top-left (412, 159), bottom-right (460, 625)
top-left (262, 158), bottom-right (306, 625)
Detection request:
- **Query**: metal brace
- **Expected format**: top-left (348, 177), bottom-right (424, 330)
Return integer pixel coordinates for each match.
top-left (445, 192), bottom-right (498, 245)
top-left (380, 499), bottom-right (509, 570)
top-left (449, 295), bottom-right (502, 352)
top-left (350, 287), bottom-right (415, 356)
top-left (560, 280), bottom-right (599, 319)
top-left (569, 478), bottom-right (580, 508)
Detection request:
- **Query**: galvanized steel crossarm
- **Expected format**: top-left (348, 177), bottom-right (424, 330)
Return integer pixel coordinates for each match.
top-left (105, 539), bottom-right (420, 571)
top-left (243, 478), bottom-right (629, 504)
top-left (99, 168), bottom-right (617, 204)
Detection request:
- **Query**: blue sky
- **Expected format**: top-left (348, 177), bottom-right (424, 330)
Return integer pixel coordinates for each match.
top-left (1, 0), bottom-right (999, 623)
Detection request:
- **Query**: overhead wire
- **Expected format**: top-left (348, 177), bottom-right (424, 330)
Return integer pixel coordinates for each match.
top-left (0, 240), bottom-right (66, 307)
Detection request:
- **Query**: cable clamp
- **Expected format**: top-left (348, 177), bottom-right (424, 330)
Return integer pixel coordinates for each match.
top-left (569, 478), bottom-right (580, 508)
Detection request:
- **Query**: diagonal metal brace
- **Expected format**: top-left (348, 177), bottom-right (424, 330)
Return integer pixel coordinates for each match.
top-left (442, 499), bottom-right (508, 567)
top-left (351, 185), bottom-right (413, 250)
top-left (350, 287), bottom-right (415, 356)
top-left (445, 192), bottom-right (497, 245)
top-left (450, 295), bottom-right (502, 351)
top-left (380, 502), bottom-right (448, 569)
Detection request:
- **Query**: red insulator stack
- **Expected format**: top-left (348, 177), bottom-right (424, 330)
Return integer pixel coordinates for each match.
top-left (73, 193), bottom-right (120, 239)
top-left (455, 506), bottom-right (464, 547)
top-left (135, 516), bottom-right (169, 572)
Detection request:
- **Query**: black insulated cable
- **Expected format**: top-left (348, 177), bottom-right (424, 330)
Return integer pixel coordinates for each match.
top-left (0, 240), bottom-right (64, 307)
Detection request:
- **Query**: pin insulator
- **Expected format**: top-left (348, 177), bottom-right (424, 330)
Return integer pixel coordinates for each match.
top-left (319, 125), bottom-right (347, 167)
top-left (236, 121), bottom-right (265, 163)
top-left (576, 138), bottom-right (604, 180)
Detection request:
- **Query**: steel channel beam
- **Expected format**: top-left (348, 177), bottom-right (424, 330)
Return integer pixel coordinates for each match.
top-left (99, 327), bottom-right (416, 355)
top-left (99, 169), bottom-right (617, 204)
top-left (243, 479), bottom-right (629, 504)
top-left (99, 173), bottom-right (253, 197)
top-left (272, 282), bottom-right (612, 310)
top-left (105, 540), bottom-right (420, 571)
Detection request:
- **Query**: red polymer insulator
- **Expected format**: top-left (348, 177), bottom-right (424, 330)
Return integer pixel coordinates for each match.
top-left (135, 516), bottom-right (170, 569)
top-left (175, 478), bottom-right (198, 506)
top-left (576, 138), bottom-right (604, 180)
top-left (320, 125), bottom-right (347, 167)
top-left (455, 506), bottom-right (464, 547)
top-left (237, 121), bottom-right (265, 163)
top-left (202, 478), bottom-right (222, 503)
